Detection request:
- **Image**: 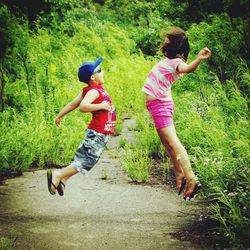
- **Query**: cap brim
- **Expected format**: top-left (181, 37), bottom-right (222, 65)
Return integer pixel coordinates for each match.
top-left (94, 57), bottom-right (103, 68)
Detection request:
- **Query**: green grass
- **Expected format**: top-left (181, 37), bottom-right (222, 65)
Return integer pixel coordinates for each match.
top-left (122, 144), bottom-right (152, 182)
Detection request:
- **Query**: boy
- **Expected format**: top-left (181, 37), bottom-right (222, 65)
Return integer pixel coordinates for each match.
top-left (47, 57), bottom-right (116, 196)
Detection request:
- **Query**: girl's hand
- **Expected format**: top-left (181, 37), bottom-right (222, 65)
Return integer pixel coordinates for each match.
top-left (101, 101), bottom-right (110, 111)
top-left (55, 117), bottom-right (61, 127)
top-left (198, 47), bottom-right (211, 60)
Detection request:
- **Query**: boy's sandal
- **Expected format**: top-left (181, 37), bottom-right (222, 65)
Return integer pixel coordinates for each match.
top-left (183, 178), bottom-right (202, 201)
top-left (178, 177), bottom-right (186, 195)
top-left (57, 181), bottom-right (65, 196)
top-left (47, 169), bottom-right (57, 195)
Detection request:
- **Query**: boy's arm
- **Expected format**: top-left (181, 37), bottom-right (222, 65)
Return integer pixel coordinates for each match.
top-left (177, 47), bottom-right (211, 73)
top-left (55, 91), bottom-right (84, 127)
top-left (79, 89), bottom-right (110, 113)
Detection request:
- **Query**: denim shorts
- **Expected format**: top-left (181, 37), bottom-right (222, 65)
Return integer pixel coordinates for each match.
top-left (71, 129), bottom-right (109, 175)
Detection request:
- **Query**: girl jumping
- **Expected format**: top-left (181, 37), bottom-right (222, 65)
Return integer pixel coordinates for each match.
top-left (142, 26), bottom-right (211, 200)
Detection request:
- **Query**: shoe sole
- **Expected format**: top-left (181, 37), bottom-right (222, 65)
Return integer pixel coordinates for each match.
top-left (47, 169), bottom-right (56, 195)
top-left (57, 181), bottom-right (65, 196)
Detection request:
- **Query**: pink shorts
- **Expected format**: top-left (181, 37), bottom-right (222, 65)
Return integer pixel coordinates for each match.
top-left (146, 99), bottom-right (174, 129)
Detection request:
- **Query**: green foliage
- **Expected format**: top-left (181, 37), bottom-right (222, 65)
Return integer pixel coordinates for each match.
top-left (101, 0), bottom-right (186, 55)
top-left (119, 138), bottom-right (127, 148)
top-left (0, 229), bottom-right (17, 250)
top-left (0, 237), bottom-right (13, 250)
top-left (0, 2), bottom-right (152, 174)
top-left (0, 105), bottom-right (87, 173)
top-left (209, 168), bottom-right (249, 248)
top-left (187, 14), bottom-right (244, 82)
top-left (0, 5), bottom-right (24, 111)
top-left (235, 60), bottom-right (250, 101)
top-left (0, 1), bottom-right (249, 248)
top-left (130, 12), bottom-right (171, 55)
top-left (135, 112), bottom-right (166, 159)
top-left (122, 144), bottom-right (151, 182)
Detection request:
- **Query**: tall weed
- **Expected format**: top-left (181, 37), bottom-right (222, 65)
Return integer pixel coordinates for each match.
top-left (122, 144), bottom-right (151, 182)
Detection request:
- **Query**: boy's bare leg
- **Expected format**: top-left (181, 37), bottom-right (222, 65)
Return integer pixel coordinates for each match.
top-left (51, 165), bottom-right (78, 193)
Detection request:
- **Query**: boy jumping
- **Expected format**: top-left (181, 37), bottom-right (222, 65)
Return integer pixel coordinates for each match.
top-left (47, 57), bottom-right (116, 196)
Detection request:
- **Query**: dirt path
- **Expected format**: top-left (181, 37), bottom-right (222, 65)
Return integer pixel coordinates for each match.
top-left (0, 119), bottom-right (211, 250)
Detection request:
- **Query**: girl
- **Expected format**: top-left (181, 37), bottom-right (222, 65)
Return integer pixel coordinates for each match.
top-left (142, 26), bottom-right (211, 200)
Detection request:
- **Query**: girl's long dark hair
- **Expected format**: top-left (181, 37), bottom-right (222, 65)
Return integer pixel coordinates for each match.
top-left (160, 26), bottom-right (190, 61)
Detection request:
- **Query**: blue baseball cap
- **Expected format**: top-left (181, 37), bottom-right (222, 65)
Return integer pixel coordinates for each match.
top-left (78, 57), bottom-right (103, 83)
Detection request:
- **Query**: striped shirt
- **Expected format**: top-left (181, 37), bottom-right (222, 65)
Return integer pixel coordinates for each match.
top-left (142, 58), bottom-right (183, 101)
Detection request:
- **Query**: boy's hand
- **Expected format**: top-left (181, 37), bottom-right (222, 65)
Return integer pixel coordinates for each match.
top-left (101, 101), bottom-right (110, 111)
top-left (55, 117), bottom-right (61, 127)
top-left (198, 47), bottom-right (211, 60)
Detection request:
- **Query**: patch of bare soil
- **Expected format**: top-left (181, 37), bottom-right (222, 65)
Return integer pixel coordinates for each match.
top-left (167, 219), bottom-right (229, 249)
top-left (0, 171), bottom-right (22, 185)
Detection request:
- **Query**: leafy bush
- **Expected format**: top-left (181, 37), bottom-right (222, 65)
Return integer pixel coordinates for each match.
top-left (187, 14), bottom-right (245, 83)
top-left (0, 1), bottom-right (249, 248)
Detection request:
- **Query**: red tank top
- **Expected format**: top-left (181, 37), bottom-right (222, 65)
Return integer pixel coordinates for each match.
top-left (82, 85), bottom-right (116, 134)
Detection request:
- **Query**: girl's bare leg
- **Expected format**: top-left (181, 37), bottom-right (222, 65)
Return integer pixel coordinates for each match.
top-left (159, 134), bottom-right (184, 184)
top-left (157, 125), bottom-right (198, 193)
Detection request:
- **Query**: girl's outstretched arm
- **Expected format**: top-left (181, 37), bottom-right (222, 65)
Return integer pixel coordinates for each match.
top-left (55, 92), bottom-right (84, 127)
top-left (177, 47), bottom-right (211, 74)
